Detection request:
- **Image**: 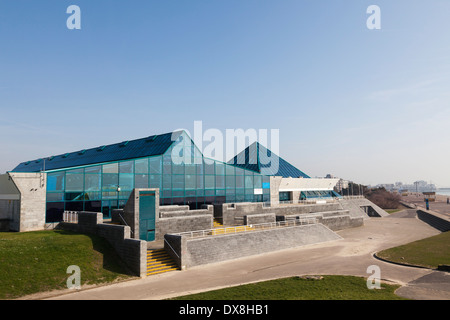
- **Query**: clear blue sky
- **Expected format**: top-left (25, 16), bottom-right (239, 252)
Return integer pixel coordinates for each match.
top-left (1, 1), bottom-right (449, 187)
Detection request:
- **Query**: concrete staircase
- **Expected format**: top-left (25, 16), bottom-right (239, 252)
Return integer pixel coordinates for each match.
top-left (213, 218), bottom-right (223, 228)
top-left (147, 249), bottom-right (179, 276)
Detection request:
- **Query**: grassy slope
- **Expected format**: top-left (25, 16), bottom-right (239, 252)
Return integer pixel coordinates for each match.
top-left (172, 275), bottom-right (406, 300)
top-left (0, 230), bottom-right (132, 299)
top-left (376, 231), bottom-right (450, 269)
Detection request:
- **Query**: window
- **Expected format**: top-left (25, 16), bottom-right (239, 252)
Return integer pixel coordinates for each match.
top-left (149, 157), bottom-right (162, 174)
top-left (66, 169), bottom-right (84, 191)
top-left (135, 158), bottom-right (149, 174)
top-left (47, 172), bottom-right (65, 192)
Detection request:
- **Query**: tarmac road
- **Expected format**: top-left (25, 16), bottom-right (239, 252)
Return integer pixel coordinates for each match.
top-left (39, 210), bottom-right (449, 300)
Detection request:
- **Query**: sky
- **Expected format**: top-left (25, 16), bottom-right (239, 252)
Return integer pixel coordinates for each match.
top-left (0, 0), bottom-right (449, 187)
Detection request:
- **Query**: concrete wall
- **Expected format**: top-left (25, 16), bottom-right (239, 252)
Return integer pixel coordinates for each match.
top-left (244, 213), bottom-right (276, 225)
top-left (156, 214), bottom-right (213, 240)
top-left (282, 210), bottom-right (364, 231)
top-left (115, 201), bottom-right (214, 241)
top-left (165, 223), bottom-right (342, 269)
top-left (122, 188), bottom-right (160, 239)
top-left (59, 212), bottom-right (147, 277)
top-left (159, 204), bottom-right (213, 218)
top-left (218, 201), bottom-right (343, 226)
top-left (8, 172), bottom-right (46, 232)
top-left (338, 198), bottom-right (389, 218)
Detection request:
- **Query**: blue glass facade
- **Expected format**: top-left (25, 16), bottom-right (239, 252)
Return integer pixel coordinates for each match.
top-left (45, 132), bottom-right (271, 222)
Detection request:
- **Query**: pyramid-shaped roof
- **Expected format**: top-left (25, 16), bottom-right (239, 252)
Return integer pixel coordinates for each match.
top-left (228, 142), bottom-right (310, 178)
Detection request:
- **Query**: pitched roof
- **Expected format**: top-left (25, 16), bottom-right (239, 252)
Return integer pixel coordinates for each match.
top-left (12, 131), bottom-right (182, 173)
top-left (228, 142), bottom-right (310, 178)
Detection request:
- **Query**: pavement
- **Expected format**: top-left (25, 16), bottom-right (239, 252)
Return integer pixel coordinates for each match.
top-left (34, 208), bottom-right (449, 300)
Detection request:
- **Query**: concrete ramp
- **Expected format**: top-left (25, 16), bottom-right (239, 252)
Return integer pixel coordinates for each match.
top-left (165, 223), bottom-right (342, 269)
top-left (338, 198), bottom-right (389, 218)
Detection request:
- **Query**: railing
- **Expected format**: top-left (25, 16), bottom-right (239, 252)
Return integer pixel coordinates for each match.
top-left (63, 211), bottom-right (79, 223)
top-left (171, 217), bottom-right (318, 239)
top-left (164, 238), bottom-right (180, 259)
top-left (339, 195), bottom-right (365, 200)
top-left (118, 213), bottom-right (134, 235)
top-left (263, 198), bottom-right (337, 207)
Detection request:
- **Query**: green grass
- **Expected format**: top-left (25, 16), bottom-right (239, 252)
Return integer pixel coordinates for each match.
top-left (377, 231), bottom-right (450, 269)
top-left (171, 275), bottom-right (406, 300)
top-left (0, 230), bottom-right (133, 299)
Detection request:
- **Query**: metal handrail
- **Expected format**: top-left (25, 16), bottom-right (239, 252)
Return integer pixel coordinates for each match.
top-left (118, 213), bottom-right (134, 235)
top-left (164, 238), bottom-right (180, 259)
top-left (172, 217), bottom-right (317, 239)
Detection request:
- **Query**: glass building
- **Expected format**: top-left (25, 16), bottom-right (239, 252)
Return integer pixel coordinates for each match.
top-left (11, 130), bottom-right (315, 223)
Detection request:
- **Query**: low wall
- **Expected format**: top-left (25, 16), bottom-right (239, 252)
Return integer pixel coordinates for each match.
top-left (159, 204), bottom-right (213, 218)
top-left (156, 214), bottom-right (213, 240)
top-left (417, 209), bottom-right (450, 232)
top-left (218, 202), bottom-right (343, 226)
top-left (282, 210), bottom-right (363, 231)
top-left (165, 223), bottom-right (342, 269)
top-left (58, 212), bottom-right (147, 277)
top-left (244, 213), bottom-right (276, 225)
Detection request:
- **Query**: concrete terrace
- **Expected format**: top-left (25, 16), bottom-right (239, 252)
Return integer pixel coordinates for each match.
top-left (40, 209), bottom-right (450, 300)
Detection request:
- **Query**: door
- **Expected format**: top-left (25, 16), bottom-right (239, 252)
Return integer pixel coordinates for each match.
top-left (139, 191), bottom-right (156, 241)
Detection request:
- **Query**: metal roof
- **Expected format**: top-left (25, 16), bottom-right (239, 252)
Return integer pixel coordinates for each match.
top-left (228, 142), bottom-right (310, 178)
top-left (12, 131), bottom-right (182, 173)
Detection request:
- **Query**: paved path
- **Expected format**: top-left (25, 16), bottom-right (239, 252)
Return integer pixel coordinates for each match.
top-left (37, 212), bottom-right (449, 300)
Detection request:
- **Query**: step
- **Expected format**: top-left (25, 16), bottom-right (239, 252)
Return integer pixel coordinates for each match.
top-left (146, 249), bottom-right (180, 276)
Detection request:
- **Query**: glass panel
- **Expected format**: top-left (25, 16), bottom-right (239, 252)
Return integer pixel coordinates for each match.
top-left (226, 175), bottom-right (235, 189)
top-left (215, 162), bottom-right (225, 175)
top-left (172, 190), bottom-right (184, 197)
top-left (163, 174), bottom-right (171, 189)
top-left (102, 173), bottom-right (118, 191)
top-left (66, 171), bottom-right (84, 191)
top-left (85, 173), bottom-right (101, 191)
top-left (135, 174), bottom-right (149, 188)
top-left (215, 175), bottom-right (225, 189)
top-left (225, 165), bottom-right (235, 175)
top-left (205, 175), bottom-right (215, 189)
top-left (254, 175), bottom-right (262, 189)
top-left (85, 191), bottom-right (101, 200)
top-left (119, 190), bottom-right (131, 200)
top-left (119, 161), bottom-right (134, 174)
top-left (135, 158), bottom-right (149, 174)
top-left (85, 165), bottom-right (101, 174)
top-left (235, 167), bottom-right (244, 175)
top-left (196, 162), bottom-right (204, 175)
top-left (119, 174), bottom-right (134, 190)
top-left (245, 175), bottom-right (253, 189)
top-left (185, 174), bottom-right (196, 190)
top-left (149, 156), bottom-right (162, 174)
top-left (172, 175), bottom-right (184, 190)
top-left (204, 162), bottom-right (214, 175)
top-left (46, 192), bottom-right (64, 202)
top-left (163, 155), bottom-right (171, 175)
top-left (149, 175), bottom-right (161, 189)
top-left (103, 163), bottom-right (118, 174)
top-left (185, 163), bottom-right (196, 175)
top-left (196, 175), bottom-right (204, 189)
top-left (172, 162), bottom-right (184, 175)
top-left (236, 175), bottom-right (244, 188)
top-left (47, 172), bottom-right (65, 192)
